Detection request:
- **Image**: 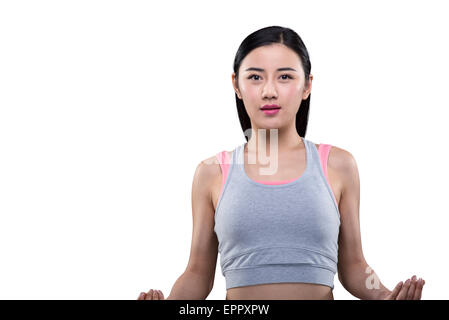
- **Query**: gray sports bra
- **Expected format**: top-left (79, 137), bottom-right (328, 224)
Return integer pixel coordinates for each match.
top-left (214, 137), bottom-right (341, 290)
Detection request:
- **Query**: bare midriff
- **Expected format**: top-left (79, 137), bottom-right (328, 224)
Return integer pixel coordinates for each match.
top-left (225, 282), bottom-right (334, 300)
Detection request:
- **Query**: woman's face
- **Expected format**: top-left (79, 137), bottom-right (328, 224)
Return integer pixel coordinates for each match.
top-left (232, 43), bottom-right (312, 130)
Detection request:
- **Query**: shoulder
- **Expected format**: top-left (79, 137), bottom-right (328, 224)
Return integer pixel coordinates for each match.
top-left (328, 145), bottom-right (355, 169)
top-left (312, 142), bottom-right (354, 167)
top-left (194, 151), bottom-right (231, 187)
top-left (327, 145), bottom-right (359, 189)
top-left (195, 154), bottom-right (221, 182)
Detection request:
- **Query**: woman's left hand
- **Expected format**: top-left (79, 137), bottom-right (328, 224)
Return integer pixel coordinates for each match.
top-left (383, 275), bottom-right (425, 300)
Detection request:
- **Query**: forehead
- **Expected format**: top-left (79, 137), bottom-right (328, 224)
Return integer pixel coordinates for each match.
top-left (240, 44), bottom-right (301, 72)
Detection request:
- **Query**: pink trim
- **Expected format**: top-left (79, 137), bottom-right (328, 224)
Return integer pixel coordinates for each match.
top-left (318, 144), bottom-right (338, 205)
top-left (215, 144), bottom-right (338, 206)
top-left (253, 177), bottom-right (298, 185)
top-left (318, 144), bottom-right (331, 181)
top-left (216, 151), bottom-right (231, 205)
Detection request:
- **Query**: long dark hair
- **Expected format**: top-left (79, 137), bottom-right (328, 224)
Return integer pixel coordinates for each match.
top-left (233, 26), bottom-right (312, 142)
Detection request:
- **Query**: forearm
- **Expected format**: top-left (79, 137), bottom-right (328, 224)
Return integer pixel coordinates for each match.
top-left (339, 261), bottom-right (391, 300)
top-left (165, 270), bottom-right (213, 300)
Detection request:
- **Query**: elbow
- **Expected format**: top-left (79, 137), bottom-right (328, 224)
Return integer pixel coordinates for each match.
top-left (337, 259), bottom-right (369, 287)
top-left (185, 269), bottom-right (215, 299)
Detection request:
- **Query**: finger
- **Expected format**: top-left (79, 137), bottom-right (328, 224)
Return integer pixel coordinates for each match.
top-left (145, 289), bottom-right (154, 300)
top-left (413, 278), bottom-right (424, 300)
top-left (158, 290), bottom-right (165, 300)
top-left (407, 276), bottom-right (417, 300)
top-left (153, 289), bottom-right (159, 300)
top-left (396, 279), bottom-right (411, 300)
top-left (137, 292), bottom-right (146, 300)
top-left (387, 282), bottom-right (403, 300)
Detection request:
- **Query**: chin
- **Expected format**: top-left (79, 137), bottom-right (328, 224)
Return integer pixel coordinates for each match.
top-left (254, 123), bottom-right (283, 131)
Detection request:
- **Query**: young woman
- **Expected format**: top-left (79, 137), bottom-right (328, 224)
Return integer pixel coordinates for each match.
top-left (138, 26), bottom-right (425, 300)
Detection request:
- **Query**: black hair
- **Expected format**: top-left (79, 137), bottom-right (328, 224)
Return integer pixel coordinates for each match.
top-left (233, 26), bottom-right (312, 142)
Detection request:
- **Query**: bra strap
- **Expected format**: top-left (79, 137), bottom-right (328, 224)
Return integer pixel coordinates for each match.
top-left (216, 150), bottom-right (231, 197)
top-left (318, 143), bottom-right (332, 183)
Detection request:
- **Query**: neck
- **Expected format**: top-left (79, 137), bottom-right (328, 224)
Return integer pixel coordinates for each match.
top-left (246, 125), bottom-right (303, 155)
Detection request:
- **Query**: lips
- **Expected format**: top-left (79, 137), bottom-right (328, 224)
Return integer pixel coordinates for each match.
top-left (260, 104), bottom-right (281, 110)
top-left (262, 109), bottom-right (280, 115)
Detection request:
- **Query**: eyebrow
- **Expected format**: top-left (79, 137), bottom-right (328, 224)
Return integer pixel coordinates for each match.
top-left (244, 67), bottom-right (297, 72)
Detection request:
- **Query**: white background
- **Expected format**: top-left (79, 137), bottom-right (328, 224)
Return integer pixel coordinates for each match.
top-left (1, 0), bottom-right (447, 300)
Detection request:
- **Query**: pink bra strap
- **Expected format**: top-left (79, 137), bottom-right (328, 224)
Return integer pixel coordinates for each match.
top-left (318, 143), bottom-right (338, 205)
top-left (216, 151), bottom-right (231, 195)
top-left (318, 144), bottom-right (332, 181)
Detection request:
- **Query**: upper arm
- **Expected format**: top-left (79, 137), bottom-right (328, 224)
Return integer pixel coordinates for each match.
top-left (185, 157), bottom-right (220, 288)
top-left (332, 147), bottom-right (367, 276)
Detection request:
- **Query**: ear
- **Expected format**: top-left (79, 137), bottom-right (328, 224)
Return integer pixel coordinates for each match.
top-left (302, 74), bottom-right (313, 100)
top-left (232, 73), bottom-right (242, 99)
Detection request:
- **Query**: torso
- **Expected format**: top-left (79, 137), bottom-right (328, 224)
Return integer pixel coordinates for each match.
top-left (210, 143), bottom-right (343, 300)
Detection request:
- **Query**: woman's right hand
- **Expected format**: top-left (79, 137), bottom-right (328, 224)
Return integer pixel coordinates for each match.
top-left (137, 289), bottom-right (165, 300)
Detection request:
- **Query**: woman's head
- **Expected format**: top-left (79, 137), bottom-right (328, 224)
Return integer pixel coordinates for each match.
top-left (232, 26), bottom-right (313, 142)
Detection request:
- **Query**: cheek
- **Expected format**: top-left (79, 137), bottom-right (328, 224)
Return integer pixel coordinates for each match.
top-left (240, 83), bottom-right (259, 100)
top-left (282, 84), bottom-right (302, 97)
top-left (279, 85), bottom-right (303, 115)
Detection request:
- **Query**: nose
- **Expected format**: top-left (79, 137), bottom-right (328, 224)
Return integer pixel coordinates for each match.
top-left (262, 81), bottom-right (278, 99)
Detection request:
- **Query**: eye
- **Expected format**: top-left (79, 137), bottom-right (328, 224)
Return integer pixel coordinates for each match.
top-left (247, 74), bottom-right (293, 80)
top-left (280, 74), bottom-right (293, 80)
top-left (248, 74), bottom-right (261, 80)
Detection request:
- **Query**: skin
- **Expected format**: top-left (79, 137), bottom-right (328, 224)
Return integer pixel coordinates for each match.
top-left (138, 43), bottom-right (426, 300)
